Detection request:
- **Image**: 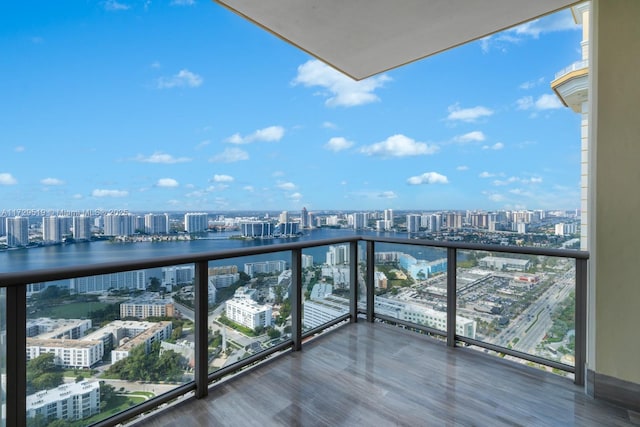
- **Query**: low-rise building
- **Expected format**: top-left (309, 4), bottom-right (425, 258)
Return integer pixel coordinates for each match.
top-left (478, 256), bottom-right (531, 272)
top-left (225, 294), bottom-right (272, 330)
top-left (120, 298), bottom-right (175, 319)
top-left (26, 381), bottom-right (100, 422)
top-left (110, 320), bottom-right (172, 362)
top-left (26, 339), bottom-right (104, 369)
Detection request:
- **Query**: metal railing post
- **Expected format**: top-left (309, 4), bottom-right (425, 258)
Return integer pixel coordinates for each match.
top-left (291, 248), bottom-right (303, 351)
top-left (349, 240), bottom-right (358, 322)
top-left (366, 240), bottom-right (375, 322)
top-left (194, 261), bottom-right (209, 398)
top-left (6, 284), bottom-right (27, 427)
top-left (446, 248), bottom-right (457, 348)
top-left (574, 258), bottom-right (587, 386)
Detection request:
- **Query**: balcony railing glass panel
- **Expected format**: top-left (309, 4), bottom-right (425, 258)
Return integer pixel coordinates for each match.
top-left (302, 244), bottom-right (352, 332)
top-left (208, 252), bottom-right (290, 375)
top-left (357, 241), bottom-right (367, 314)
top-left (24, 267), bottom-right (193, 427)
top-left (373, 243), bottom-right (448, 334)
top-left (456, 251), bottom-right (576, 373)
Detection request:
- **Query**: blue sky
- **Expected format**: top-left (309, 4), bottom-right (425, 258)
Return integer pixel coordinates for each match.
top-left (0, 1), bottom-right (583, 213)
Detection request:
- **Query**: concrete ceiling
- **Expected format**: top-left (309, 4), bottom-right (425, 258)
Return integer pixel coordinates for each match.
top-left (214, 0), bottom-right (581, 80)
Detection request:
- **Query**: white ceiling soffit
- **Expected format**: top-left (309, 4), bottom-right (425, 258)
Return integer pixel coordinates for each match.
top-left (214, 0), bottom-right (580, 80)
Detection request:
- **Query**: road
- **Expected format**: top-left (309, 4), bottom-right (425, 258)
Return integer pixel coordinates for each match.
top-left (490, 268), bottom-right (575, 356)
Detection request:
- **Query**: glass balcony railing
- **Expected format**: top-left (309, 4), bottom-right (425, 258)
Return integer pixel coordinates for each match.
top-left (0, 236), bottom-right (588, 426)
top-left (554, 59), bottom-right (589, 81)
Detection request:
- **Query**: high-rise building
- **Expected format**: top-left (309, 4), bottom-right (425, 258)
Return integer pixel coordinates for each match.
top-left (6, 216), bottom-right (29, 247)
top-left (300, 207), bottom-right (309, 229)
top-left (103, 213), bottom-right (135, 236)
top-left (353, 212), bottom-right (366, 230)
top-left (384, 209), bottom-right (394, 230)
top-left (42, 216), bottom-right (71, 244)
top-left (429, 214), bottom-right (441, 232)
top-left (407, 214), bottom-right (421, 233)
top-left (326, 245), bottom-right (349, 266)
top-left (144, 213), bottom-right (169, 234)
top-left (241, 221), bottom-right (273, 238)
top-left (184, 213), bottom-right (208, 233)
top-left (72, 215), bottom-right (92, 240)
top-left (279, 210), bottom-right (289, 224)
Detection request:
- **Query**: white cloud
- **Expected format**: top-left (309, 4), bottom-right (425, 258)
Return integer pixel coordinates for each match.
top-left (243, 186), bottom-right (255, 192)
top-left (482, 142), bottom-right (504, 150)
top-left (212, 174), bottom-right (234, 183)
top-left (516, 96), bottom-right (534, 110)
top-left (480, 10), bottom-right (579, 52)
top-left (170, 0), bottom-right (195, 5)
top-left (488, 193), bottom-right (505, 202)
top-left (157, 69), bottom-right (203, 89)
top-left (325, 137), bottom-right (354, 152)
top-left (135, 152), bottom-right (191, 164)
top-left (195, 140), bottom-right (210, 150)
top-left (156, 178), bottom-right (179, 188)
top-left (519, 77), bottom-right (545, 90)
top-left (512, 13), bottom-right (579, 38)
top-left (479, 171), bottom-right (495, 178)
top-left (41, 177), bottom-right (64, 186)
top-left (360, 134), bottom-right (438, 157)
top-left (517, 94), bottom-right (563, 111)
top-left (457, 165), bottom-right (469, 171)
top-left (104, 0), bottom-right (130, 11)
top-left (292, 59), bottom-right (391, 107)
top-left (378, 191), bottom-right (398, 199)
top-left (288, 192), bottom-right (303, 200)
top-left (209, 148), bottom-right (249, 163)
top-left (529, 177), bottom-right (543, 184)
top-left (14, 146), bottom-right (25, 152)
top-left (72, 194), bottom-right (83, 199)
top-left (226, 126), bottom-right (285, 144)
top-left (277, 182), bottom-right (297, 191)
top-left (454, 131), bottom-right (486, 143)
top-left (447, 104), bottom-right (494, 122)
top-left (322, 121), bottom-right (338, 129)
top-left (0, 173), bottom-right (18, 185)
top-left (272, 171), bottom-right (285, 177)
top-left (150, 61), bottom-right (161, 69)
top-left (534, 94), bottom-right (564, 110)
top-left (407, 172), bottom-right (449, 185)
top-left (92, 189), bottom-right (128, 197)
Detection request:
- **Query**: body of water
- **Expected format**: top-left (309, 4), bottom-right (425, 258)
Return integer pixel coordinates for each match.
top-left (1, 228), bottom-right (446, 275)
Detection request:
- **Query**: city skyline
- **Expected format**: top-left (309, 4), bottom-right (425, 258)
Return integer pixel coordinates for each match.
top-left (1, 2), bottom-right (582, 212)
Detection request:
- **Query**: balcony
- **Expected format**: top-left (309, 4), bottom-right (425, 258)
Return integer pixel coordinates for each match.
top-left (0, 236), bottom-right (636, 426)
top-left (551, 60), bottom-right (589, 113)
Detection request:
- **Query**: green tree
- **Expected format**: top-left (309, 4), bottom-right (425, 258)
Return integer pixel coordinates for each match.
top-left (27, 353), bottom-right (64, 393)
top-left (147, 277), bottom-right (162, 292)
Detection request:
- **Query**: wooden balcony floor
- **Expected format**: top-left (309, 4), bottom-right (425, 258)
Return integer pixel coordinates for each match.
top-left (137, 322), bottom-right (636, 426)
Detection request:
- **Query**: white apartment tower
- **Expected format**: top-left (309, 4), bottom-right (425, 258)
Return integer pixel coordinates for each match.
top-left (184, 212), bottom-right (208, 233)
top-left (103, 213), bottom-right (135, 236)
top-left (6, 216), bottom-right (29, 247)
top-left (42, 216), bottom-right (71, 244)
top-left (352, 212), bottom-right (366, 230)
top-left (384, 209), bottom-right (394, 230)
top-left (144, 213), bottom-right (170, 234)
top-left (72, 215), bottom-right (92, 240)
top-left (406, 214), bottom-right (421, 233)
